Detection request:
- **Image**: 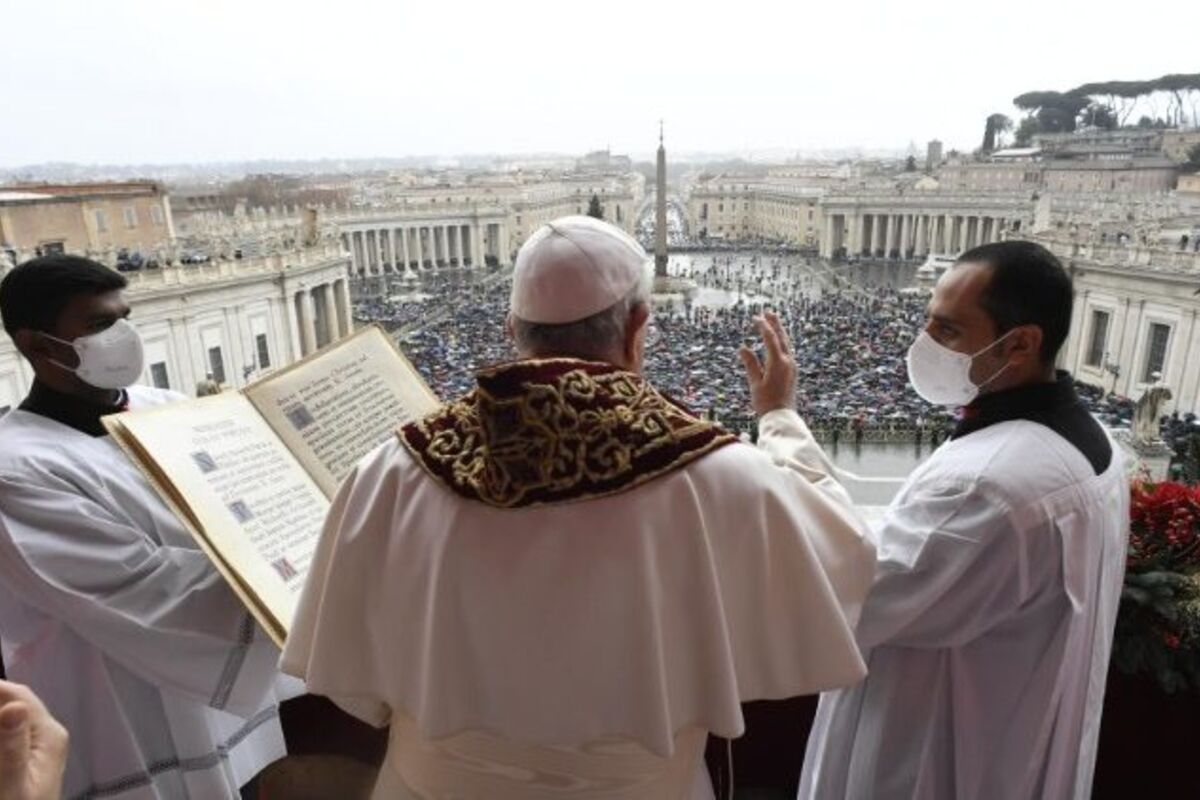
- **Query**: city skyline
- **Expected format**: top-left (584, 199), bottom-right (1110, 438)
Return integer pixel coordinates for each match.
top-left (1, 0), bottom-right (1194, 169)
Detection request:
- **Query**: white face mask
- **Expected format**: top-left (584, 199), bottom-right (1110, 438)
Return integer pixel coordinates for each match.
top-left (906, 329), bottom-right (1014, 407)
top-left (43, 318), bottom-right (145, 390)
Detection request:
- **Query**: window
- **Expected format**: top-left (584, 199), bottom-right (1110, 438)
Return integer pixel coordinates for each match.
top-left (1142, 323), bottom-right (1171, 383)
top-left (1084, 310), bottom-right (1110, 367)
top-left (256, 333), bottom-right (271, 369)
top-left (41, 241), bottom-right (65, 255)
top-left (207, 347), bottom-right (226, 384)
top-left (149, 362), bottom-right (170, 389)
top-left (123, 207), bottom-right (137, 228)
top-left (150, 205), bottom-right (164, 226)
top-left (95, 210), bottom-right (108, 232)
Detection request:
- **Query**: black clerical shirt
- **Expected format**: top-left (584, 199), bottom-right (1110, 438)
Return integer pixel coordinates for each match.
top-left (953, 371), bottom-right (1112, 475)
top-left (19, 380), bottom-right (129, 438)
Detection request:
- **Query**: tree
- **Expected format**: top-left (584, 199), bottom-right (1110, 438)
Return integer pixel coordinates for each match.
top-left (1014, 115), bottom-right (1042, 146)
top-left (981, 113), bottom-right (1013, 152)
top-left (905, 155), bottom-right (917, 172)
top-left (1013, 90), bottom-right (1091, 135)
top-left (1081, 103), bottom-right (1118, 130)
top-left (586, 193), bottom-right (604, 219)
top-left (1186, 144), bottom-right (1200, 173)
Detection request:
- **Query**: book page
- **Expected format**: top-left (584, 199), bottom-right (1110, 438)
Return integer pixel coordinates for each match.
top-left (244, 324), bottom-right (441, 497)
top-left (106, 392), bottom-right (329, 643)
top-left (105, 416), bottom-right (283, 644)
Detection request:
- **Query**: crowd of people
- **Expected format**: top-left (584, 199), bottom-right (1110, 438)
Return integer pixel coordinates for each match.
top-left (356, 249), bottom-right (1179, 450)
top-left (358, 252), bottom-right (958, 441)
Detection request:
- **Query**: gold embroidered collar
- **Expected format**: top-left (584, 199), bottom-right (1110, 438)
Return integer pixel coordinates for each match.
top-left (398, 358), bottom-right (738, 509)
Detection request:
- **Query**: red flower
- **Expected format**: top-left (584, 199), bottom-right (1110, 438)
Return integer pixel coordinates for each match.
top-left (1129, 480), bottom-right (1200, 571)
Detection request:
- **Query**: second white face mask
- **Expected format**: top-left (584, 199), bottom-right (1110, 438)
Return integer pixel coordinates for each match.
top-left (45, 318), bottom-right (145, 390)
top-left (906, 330), bottom-right (1013, 407)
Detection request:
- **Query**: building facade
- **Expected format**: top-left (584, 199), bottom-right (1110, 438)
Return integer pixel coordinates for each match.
top-left (0, 182), bottom-right (176, 263)
top-left (1034, 234), bottom-right (1200, 414)
top-left (0, 242), bottom-right (353, 413)
top-left (327, 172), bottom-right (644, 276)
top-left (686, 176), bottom-right (823, 245)
top-left (818, 192), bottom-right (1033, 258)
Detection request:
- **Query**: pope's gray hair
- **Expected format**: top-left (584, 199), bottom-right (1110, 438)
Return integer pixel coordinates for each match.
top-left (511, 265), bottom-right (652, 360)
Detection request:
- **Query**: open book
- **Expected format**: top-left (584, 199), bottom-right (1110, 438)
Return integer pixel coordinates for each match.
top-left (104, 324), bottom-right (441, 647)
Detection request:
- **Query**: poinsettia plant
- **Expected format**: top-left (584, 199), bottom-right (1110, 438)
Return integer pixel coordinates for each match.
top-left (1112, 480), bottom-right (1200, 693)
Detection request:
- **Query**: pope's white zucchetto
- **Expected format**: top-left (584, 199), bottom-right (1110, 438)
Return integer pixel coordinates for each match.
top-left (509, 215), bottom-right (651, 325)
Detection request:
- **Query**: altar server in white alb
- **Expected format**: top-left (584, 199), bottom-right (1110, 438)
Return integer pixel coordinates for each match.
top-left (800, 241), bottom-right (1130, 800)
top-left (0, 256), bottom-right (290, 800)
top-left (283, 215), bottom-right (876, 799)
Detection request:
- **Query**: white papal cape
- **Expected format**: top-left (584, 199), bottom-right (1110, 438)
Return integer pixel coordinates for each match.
top-left (0, 386), bottom-right (289, 800)
top-left (283, 359), bottom-right (876, 799)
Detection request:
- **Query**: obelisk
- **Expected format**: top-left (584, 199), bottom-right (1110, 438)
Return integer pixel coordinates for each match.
top-left (654, 121), bottom-right (668, 278)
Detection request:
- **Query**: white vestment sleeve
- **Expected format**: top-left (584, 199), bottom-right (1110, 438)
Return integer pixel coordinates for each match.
top-left (756, 409), bottom-right (846, 501)
top-left (281, 458), bottom-right (391, 727)
top-left (854, 480), bottom-right (1049, 650)
top-left (0, 472), bottom-right (279, 718)
top-left (754, 408), bottom-right (874, 628)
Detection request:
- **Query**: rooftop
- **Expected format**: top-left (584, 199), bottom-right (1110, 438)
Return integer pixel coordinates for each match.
top-left (0, 180), bottom-right (165, 205)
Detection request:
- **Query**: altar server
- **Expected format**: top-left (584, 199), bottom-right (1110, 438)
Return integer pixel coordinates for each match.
top-left (800, 241), bottom-right (1130, 800)
top-left (0, 256), bottom-right (289, 800)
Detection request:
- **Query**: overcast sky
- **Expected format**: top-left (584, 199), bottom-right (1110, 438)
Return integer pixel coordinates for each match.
top-left (0, 0), bottom-right (1193, 167)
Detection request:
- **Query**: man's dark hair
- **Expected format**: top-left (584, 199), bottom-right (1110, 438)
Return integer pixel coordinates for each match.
top-left (957, 240), bottom-right (1073, 363)
top-left (0, 255), bottom-right (127, 336)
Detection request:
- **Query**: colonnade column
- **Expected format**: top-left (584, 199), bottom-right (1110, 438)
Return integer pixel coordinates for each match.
top-left (474, 223), bottom-right (486, 267)
top-left (333, 280), bottom-right (350, 337)
top-left (299, 289), bottom-right (317, 356)
top-left (321, 283), bottom-right (338, 343)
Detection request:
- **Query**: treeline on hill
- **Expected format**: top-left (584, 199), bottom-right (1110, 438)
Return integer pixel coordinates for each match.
top-left (976, 73), bottom-right (1200, 153)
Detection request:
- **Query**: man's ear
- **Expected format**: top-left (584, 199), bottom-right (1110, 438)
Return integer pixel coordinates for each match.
top-left (504, 313), bottom-right (515, 342)
top-left (11, 328), bottom-right (50, 363)
top-left (1008, 324), bottom-right (1044, 366)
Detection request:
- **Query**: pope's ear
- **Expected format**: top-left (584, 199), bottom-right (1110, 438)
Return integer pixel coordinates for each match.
top-left (627, 302), bottom-right (650, 341)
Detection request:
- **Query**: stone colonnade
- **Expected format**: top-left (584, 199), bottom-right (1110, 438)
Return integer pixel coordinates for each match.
top-left (290, 278), bottom-right (353, 357)
top-left (341, 220), bottom-right (506, 275)
top-left (820, 211), bottom-right (1015, 259)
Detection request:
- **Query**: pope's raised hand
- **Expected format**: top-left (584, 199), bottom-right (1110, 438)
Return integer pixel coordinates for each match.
top-left (738, 310), bottom-right (797, 416)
